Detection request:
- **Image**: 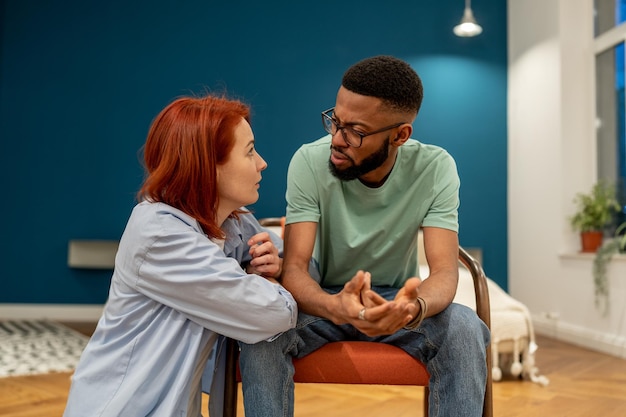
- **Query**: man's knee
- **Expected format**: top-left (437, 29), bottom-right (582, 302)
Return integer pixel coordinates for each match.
top-left (447, 303), bottom-right (490, 346)
top-left (239, 328), bottom-right (297, 360)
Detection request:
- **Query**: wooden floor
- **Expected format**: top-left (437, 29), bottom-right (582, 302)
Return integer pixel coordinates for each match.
top-left (1, 329), bottom-right (626, 416)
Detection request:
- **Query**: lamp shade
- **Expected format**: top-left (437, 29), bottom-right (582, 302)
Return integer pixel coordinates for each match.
top-left (453, 5), bottom-right (483, 37)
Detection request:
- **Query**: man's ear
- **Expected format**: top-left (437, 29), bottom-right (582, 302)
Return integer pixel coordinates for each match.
top-left (392, 123), bottom-right (413, 146)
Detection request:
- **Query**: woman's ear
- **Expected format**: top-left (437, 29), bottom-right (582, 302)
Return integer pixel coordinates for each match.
top-left (392, 123), bottom-right (413, 146)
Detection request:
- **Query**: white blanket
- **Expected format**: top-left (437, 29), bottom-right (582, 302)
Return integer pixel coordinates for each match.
top-left (421, 264), bottom-right (549, 385)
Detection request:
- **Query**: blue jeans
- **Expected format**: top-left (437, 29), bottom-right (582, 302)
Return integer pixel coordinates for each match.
top-left (238, 286), bottom-right (490, 417)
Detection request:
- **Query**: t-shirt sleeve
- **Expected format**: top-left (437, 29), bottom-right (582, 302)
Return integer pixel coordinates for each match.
top-left (421, 151), bottom-right (460, 232)
top-left (285, 146), bottom-right (321, 224)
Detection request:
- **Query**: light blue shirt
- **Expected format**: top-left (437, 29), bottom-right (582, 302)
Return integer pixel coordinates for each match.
top-left (63, 201), bottom-right (296, 417)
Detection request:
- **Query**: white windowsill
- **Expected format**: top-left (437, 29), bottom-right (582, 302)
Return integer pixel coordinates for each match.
top-left (559, 252), bottom-right (626, 261)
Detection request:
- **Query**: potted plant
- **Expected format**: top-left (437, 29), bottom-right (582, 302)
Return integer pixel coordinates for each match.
top-left (592, 221), bottom-right (626, 316)
top-left (569, 180), bottom-right (621, 252)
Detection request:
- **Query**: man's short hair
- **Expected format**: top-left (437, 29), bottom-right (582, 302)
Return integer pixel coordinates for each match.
top-left (341, 55), bottom-right (423, 115)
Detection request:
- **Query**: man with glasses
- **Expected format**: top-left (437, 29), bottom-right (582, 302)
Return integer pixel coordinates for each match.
top-left (239, 55), bottom-right (490, 417)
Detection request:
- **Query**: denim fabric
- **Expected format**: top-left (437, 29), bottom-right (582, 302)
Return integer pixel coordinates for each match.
top-left (239, 286), bottom-right (490, 417)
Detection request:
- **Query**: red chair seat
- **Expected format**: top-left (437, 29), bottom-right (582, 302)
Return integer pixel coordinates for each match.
top-left (235, 341), bottom-right (429, 385)
top-left (293, 341), bottom-right (429, 385)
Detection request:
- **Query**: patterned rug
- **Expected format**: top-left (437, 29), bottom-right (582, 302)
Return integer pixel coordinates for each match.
top-left (0, 320), bottom-right (89, 377)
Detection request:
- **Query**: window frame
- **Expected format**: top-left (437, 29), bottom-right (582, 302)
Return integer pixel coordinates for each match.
top-left (594, 15), bottom-right (626, 222)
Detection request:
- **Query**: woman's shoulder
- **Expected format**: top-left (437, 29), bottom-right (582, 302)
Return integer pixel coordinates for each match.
top-left (122, 202), bottom-right (206, 246)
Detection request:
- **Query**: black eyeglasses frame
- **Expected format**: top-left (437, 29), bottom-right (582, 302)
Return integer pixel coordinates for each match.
top-left (321, 107), bottom-right (407, 148)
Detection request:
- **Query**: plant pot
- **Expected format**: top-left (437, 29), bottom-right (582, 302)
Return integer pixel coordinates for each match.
top-left (580, 231), bottom-right (603, 253)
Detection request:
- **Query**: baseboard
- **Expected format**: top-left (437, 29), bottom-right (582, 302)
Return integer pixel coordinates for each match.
top-left (532, 313), bottom-right (626, 359)
top-left (0, 304), bottom-right (104, 322)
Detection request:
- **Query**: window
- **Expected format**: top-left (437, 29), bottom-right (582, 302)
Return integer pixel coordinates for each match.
top-left (594, 0), bottom-right (626, 36)
top-left (594, 0), bottom-right (626, 226)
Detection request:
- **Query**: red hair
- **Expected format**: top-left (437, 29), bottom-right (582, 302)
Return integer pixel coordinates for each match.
top-left (138, 94), bottom-right (250, 239)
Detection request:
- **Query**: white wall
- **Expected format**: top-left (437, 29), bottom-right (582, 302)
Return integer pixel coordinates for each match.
top-left (509, 0), bottom-right (626, 358)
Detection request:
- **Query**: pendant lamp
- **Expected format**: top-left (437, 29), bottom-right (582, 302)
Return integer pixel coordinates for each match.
top-left (453, 0), bottom-right (483, 37)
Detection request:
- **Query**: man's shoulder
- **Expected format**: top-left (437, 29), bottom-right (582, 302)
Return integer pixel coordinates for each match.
top-left (295, 135), bottom-right (331, 156)
top-left (399, 139), bottom-right (455, 169)
top-left (289, 136), bottom-right (332, 176)
top-left (403, 139), bottom-right (452, 158)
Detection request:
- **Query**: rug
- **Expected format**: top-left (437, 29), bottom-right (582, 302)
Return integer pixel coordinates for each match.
top-left (0, 320), bottom-right (89, 377)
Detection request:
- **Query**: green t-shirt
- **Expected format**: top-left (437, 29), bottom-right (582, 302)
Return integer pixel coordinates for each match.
top-left (286, 135), bottom-right (460, 288)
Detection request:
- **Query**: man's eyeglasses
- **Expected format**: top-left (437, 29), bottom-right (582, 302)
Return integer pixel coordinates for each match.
top-left (321, 107), bottom-right (406, 148)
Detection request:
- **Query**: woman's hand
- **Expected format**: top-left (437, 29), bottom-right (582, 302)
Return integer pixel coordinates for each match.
top-left (246, 232), bottom-right (282, 280)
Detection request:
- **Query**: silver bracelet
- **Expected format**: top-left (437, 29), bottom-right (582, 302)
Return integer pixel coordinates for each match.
top-left (404, 296), bottom-right (428, 330)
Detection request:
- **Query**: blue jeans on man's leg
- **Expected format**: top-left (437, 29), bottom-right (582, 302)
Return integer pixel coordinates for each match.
top-left (239, 286), bottom-right (490, 417)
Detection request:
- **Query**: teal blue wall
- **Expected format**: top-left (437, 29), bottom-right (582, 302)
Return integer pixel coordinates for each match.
top-left (0, 0), bottom-right (508, 303)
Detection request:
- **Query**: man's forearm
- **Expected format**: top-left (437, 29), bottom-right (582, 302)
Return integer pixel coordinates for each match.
top-left (416, 267), bottom-right (458, 316)
top-left (281, 265), bottom-right (341, 320)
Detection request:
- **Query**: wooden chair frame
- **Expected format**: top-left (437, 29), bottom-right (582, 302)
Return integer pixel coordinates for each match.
top-left (223, 219), bottom-right (492, 417)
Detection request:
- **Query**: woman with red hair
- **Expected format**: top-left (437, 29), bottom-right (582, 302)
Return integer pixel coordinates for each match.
top-left (63, 94), bottom-right (296, 417)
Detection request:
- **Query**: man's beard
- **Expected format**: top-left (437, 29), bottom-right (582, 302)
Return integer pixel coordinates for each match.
top-left (328, 137), bottom-right (390, 181)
